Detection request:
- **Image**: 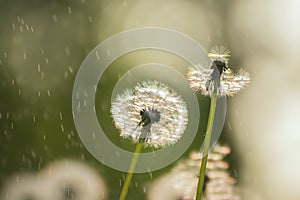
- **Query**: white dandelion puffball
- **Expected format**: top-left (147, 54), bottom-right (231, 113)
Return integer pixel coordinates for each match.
top-left (187, 46), bottom-right (250, 97)
top-left (0, 173), bottom-right (45, 200)
top-left (38, 159), bottom-right (107, 200)
top-left (148, 144), bottom-right (240, 200)
top-left (111, 80), bottom-right (188, 147)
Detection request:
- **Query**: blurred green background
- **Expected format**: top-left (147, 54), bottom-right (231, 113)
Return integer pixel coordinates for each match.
top-left (1, 0), bottom-right (300, 199)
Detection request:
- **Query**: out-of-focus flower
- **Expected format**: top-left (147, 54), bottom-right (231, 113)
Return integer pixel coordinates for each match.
top-left (38, 159), bottom-right (107, 200)
top-left (148, 144), bottom-right (240, 200)
top-left (111, 80), bottom-right (188, 148)
top-left (0, 173), bottom-right (45, 200)
top-left (0, 160), bottom-right (107, 200)
top-left (187, 46), bottom-right (250, 97)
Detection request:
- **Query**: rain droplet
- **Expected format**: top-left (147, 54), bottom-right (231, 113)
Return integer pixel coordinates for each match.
top-left (148, 172), bottom-right (153, 179)
top-left (68, 66), bottom-right (73, 73)
top-left (31, 151), bottom-right (36, 158)
top-left (47, 89), bottom-right (51, 96)
top-left (33, 115), bottom-right (36, 123)
top-left (228, 121), bottom-right (232, 131)
top-left (52, 14), bottom-right (58, 23)
top-left (23, 53), bottom-right (26, 60)
top-left (19, 26), bottom-right (23, 32)
top-left (12, 23), bottom-right (15, 31)
top-left (95, 50), bottom-right (100, 60)
top-left (88, 16), bottom-right (93, 23)
top-left (37, 64), bottom-right (41, 72)
top-left (67, 6), bottom-right (72, 14)
top-left (60, 124), bottom-right (65, 132)
top-left (76, 102), bottom-right (81, 111)
top-left (45, 58), bottom-right (49, 64)
top-left (59, 112), bottom-right (63, 120)
top-left (64, 46), bottom-right (70, 56)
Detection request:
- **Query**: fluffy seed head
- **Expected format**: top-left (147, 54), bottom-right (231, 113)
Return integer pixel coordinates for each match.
top-left (111, 80), bottom-right (188, 148)
top-left (187, 46), bottom-right (250, 97)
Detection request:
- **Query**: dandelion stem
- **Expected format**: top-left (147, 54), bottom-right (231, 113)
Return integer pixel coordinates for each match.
top-left (119, 141), bottom-right (143, 200)
top-left (196, 92), bottom-right (217, 200)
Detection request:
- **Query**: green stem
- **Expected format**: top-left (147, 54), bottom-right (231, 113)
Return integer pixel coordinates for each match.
top-left (196, 92), bottom-right (217, 200)
top-left (119, 141), bottom-right (143, 200)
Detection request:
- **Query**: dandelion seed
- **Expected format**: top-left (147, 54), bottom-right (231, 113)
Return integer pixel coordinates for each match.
top-left (111, 80), bottom-right (188, 147)
top-left (187, 46), bottom-right (250, 97)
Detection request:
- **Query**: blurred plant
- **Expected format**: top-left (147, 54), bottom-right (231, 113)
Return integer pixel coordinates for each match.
top-left (148, 144), bottom-right (240, 200)
top-left (0, 173), bottom-right (44, 200)
top-left (111, 80), bottom-right (188, 200)
top-left (0, 159), bottom-right (107, 200)
top-left (187, 46), bottom-right (250, 200)
top-left (38, 159), bottom-right (107, 200)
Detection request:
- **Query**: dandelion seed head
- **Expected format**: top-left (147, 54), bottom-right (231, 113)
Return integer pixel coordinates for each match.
top-left (111, 80), bottom-right (188, 148)
top-left (208, 45), bottom-right (231, 64)
top-left (148, 144), bottom-right (241, 200)
top-left (38, 159), bottom-right (107, 200)
top-left (187, 46), bottom-right (250, 97)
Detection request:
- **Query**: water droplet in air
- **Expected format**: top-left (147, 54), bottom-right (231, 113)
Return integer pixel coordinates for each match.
top-left (67, 6), bottom-right (72, 14)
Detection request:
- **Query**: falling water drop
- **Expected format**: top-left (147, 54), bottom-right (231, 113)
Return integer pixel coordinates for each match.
top-left (95, 50), bottom-right (100, 60)
top-left (52, 14), bottom-right (58, 23)
top-left (59, 112), bottom-right (63, 120)
top-left (67, 6), bottom-right (72, 14)
top-left (37, 64), bottom-right (41, 72)
top-left (60, 124), bottom-right (65, 132)
top-left (88, 16), bottom-right (93, 23)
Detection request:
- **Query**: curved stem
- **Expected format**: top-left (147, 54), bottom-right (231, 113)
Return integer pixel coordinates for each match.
top-left (119, 141), bottom-right (143, 200)
top-left (196, 92), bottom-right (217, 200)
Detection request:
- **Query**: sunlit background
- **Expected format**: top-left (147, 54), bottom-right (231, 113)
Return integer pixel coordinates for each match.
top-left (1, 0), bottom-right (300, 199)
